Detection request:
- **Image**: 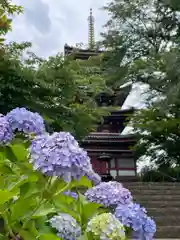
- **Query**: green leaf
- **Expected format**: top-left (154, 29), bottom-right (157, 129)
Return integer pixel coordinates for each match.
top-left (8, 175), bottom-right (28, 191)
top-left (35, 217), bottom-right (52, 235)
top-left (0, 164), bottom-right (14, 174)
top-left (10, 143), bottom-right (28, 161)
top-left (32, 203), bottom-right (56, 218)
top-left (52, 195), bottom-right (78, 220)
top-left (0, 190), bottom-right (15, 205)
top-left (71, 176), bottom-right (92, 189)
top-left (19, 230), bottom-right (35, 240)
top-left (10, 197), bottom-right (37, 221)
top-left (38, 233), bottom-right (62, 240)
top-left (82, 202), bottom-right (102, 220)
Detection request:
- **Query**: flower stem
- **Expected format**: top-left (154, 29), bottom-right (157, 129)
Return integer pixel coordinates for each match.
top-left (2, 212), bottom-right (16, 239)
top-left (54, 182), bottom-right (70, 196)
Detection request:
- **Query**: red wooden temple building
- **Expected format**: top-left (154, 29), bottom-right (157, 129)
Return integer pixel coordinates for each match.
top-left (64, 9), bottom-right (137, 181)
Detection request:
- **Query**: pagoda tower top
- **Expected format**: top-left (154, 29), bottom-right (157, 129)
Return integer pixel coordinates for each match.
top-left (88, 8), bottom-right (95, 49)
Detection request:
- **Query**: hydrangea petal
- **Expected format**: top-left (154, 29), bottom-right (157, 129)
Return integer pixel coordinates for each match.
top-left (85, 181), bottom-right (132, 207)
top-left (87, 213), bottom-right (125, 240)
top-left (49, 213), bottom-right (81, 240)
top-left (6, 107), bottom-right (45, 135)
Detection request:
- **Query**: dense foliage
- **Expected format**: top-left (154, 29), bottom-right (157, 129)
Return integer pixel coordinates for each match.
top-left (0, 108), bottom-right (156, 239)
top-left (102, 0), bottom-right (180, 167)
top-left (0, 42), bottom-right (111, 139)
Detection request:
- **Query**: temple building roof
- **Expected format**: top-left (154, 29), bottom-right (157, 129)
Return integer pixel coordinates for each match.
top-left (82, 132), bottom-right (136, 141)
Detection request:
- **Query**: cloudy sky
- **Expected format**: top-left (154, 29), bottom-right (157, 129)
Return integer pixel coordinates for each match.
top-left (8, 0), bottom-right (110, 58)
top-left (7, 0), bottom-right (146, 110)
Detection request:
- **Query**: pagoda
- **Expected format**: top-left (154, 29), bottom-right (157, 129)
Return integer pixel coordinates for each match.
top-left (64, 9), bottom-right (137, 181)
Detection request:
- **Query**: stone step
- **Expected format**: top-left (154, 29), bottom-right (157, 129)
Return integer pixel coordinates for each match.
top-left (129, 189), bottom-right (180, 195)
top-left (153, 215), bottom-right (180, 225)
top-left (124, 185), bottom-right (180, 190)
top-left (146, 207), bottom-right (180, 217)
top-left (137, 200), bottom-right (180, 208)
top-left (123, 183), bottom-right (180, 189)
top-left (122, 182), bottom-right (180, 186)
top-left (133, 194), bottom-right (180, 201)
top-left (155, 226), bottom-right (180, 238)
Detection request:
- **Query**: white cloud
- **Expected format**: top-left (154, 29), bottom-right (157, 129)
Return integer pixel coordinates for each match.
top-left (8, 0), bottom-right (110, 58)
top-left (8, 0), bottom-right (147, 111)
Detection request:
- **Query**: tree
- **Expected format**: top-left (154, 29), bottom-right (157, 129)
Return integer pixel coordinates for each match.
top-left (132, 47), bottom-right (180, 167)
top-left (101, 0), bottom-right (180, 167)
top-left (0, 42), bottom-right (110, 139)
top-left (0, 0), bottom-right (23, 43)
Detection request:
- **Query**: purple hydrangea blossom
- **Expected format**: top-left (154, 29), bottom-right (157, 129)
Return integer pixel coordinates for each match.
top-left (49, 213), bottom-right (81, 240)
top-left (64, 190), bottom-right (78, 199)
top-left (84, 181), bottom-right (132, 207)
top-left (115, 203), bottom-right (156, 239)
top-left (0, 116), bottom-right (13, 144)
top-left (29, 132), bottom-right (95, 181)
top-left (6, 107), bottom-right (45, 135)
top-left (115, 203), bottom-right (147, 231)
top-left (143, 217), bottom-right (156, 239)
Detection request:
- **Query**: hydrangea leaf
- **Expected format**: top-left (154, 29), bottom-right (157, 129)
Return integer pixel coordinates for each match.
top-left (10, 143), bottom-right (28, 162)
top-left (8, 175), bottom-right (28, 192)
top-left (18, 230), bottom-right (35, 240)
top-left (82, 202), bottom-right (103, 221)
top-left (71, 176), bottom-right (92, 189)
top-left (32, 203), bottom-right (56, 218)
top-left (0, 189), bottom-right (15, 204)
top-left (38, 234), bottom-right (62, 240)
top-left (10, 197), bottom-right (37, 221)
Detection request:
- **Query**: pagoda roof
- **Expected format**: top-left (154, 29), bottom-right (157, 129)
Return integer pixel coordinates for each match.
top-left (82, 132), bottom-right (136, 142)
top-left (107, 108), bottom-right (135, 116)
top-left (102, 108), bottom-right (135, 126)
top-left (64, 44), bottom-right (103, 60)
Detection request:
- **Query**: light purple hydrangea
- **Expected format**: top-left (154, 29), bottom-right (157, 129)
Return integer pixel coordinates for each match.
top-left (85, 181), bottom-right (133, 207)
top-left (29, 132), bottom-right (95, 181)
top-left (142, 217), bottom-right (156, 239)
top-left (49, 213), bottom-right (81, 240)
top-left (6, 107), bottom-right (45, 135)
top-left (115, 203), bottom-right (156, 239)
top-left (115, 203), bottom-right (147, 231)
top-left (64, 190), bottom-right (78, 199)
top-left (0, 116), bottom-right (13, 144)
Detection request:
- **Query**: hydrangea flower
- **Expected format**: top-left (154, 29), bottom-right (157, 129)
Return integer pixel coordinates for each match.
top-left (143, 216), bottom-right (156, 239)
top-left (87, 213), bottom-right (126, 240)
top-left (64, 190), bottom-right (78, 199)
top-left (29, 132), bottom-right (94, 181)
top-left (85, 181), bottom-right (132, 207)
top-left (49, 213), bottom-right (81, 240)
top-left (115, 203), bottom-right (156, 239)
top-left (0, 116), bottom-right (13, 144)
top-left (115, 203), bottom-right (147, 231)
top-left (6, 107), bottom-right (45, 135)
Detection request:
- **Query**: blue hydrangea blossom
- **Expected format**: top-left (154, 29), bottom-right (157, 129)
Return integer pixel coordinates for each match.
top-left (0, 116), bottom-right (13, 144)
top-left (64, 190), bottom-right (78, 199)
top-left (115, 203), bottom-right (156, 239)
top-left (29, 132), bottom-right (95, 181)
top-left (6, 107), bottom-right (45, 135)
top-left (85, 181), bottom-right (132, 207)
top-left (49, 213), bottom-right (81, 240)
top-left (143, 216), bottom-right (156, 239)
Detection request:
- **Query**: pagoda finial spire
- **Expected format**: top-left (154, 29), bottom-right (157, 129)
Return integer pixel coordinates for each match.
top-left (88, 8), bottom-right (95, 49)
